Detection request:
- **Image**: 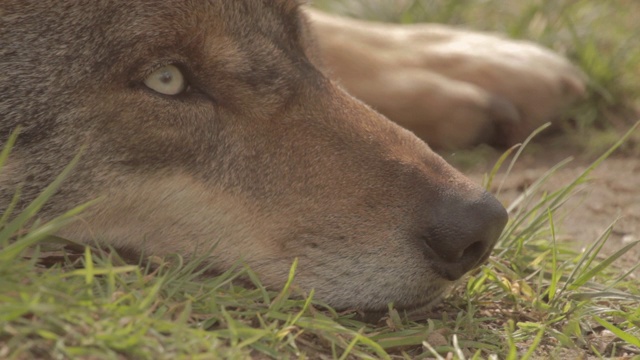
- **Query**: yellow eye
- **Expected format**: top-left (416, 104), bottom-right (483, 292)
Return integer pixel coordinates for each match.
top-left (144, 65), bottom-right (186, 95)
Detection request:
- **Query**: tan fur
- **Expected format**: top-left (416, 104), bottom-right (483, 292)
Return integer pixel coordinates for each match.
top-left (59, 172), bottom-right (455, 309)
top-left (307, 9), bottom-right (586, 148)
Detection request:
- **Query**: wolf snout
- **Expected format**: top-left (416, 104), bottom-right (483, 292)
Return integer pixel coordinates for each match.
top-left (422, 191), bottom-right (508, 281)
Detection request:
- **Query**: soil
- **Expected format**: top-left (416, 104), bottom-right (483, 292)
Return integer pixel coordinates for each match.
top-left (456, 141), bottom-right (640, 277)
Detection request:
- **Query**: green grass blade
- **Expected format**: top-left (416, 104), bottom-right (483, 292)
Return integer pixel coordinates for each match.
top-left (569, 240), bottom-right (640, 291)
top-left (268, 257), bottom-right (298, 313)
top-left (485, 144), bottom-right (519, 191)
top-left (0, 128), bottom-right (19, 171)
top-left (521, 325), bottom-right (545, 360)
top-left (0, 200), bottom-right (97, 263)
top-left (593, 316), bottom-right (640, 348)
top-left (497, 123), bottom-right (552, 197)
top-left (0, 151), bottom-right (85, 242)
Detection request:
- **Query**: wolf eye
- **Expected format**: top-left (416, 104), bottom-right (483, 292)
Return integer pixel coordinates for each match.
top-left (144, 65), bottom-right (186, 95)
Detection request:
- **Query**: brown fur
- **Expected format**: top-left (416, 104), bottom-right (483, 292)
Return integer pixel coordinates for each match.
top-left (0, 0), bottom-right (510, 310)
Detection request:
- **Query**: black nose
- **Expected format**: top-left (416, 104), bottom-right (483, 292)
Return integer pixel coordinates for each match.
top-left (422, 191), bottom-right (508, 281)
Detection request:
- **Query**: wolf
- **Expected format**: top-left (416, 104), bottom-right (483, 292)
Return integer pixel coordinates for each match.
top-left (0, 0), bottom-right (581, 311)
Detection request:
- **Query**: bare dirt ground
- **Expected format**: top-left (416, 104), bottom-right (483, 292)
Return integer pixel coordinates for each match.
top-left (460, 144), bottom-right (640, 277)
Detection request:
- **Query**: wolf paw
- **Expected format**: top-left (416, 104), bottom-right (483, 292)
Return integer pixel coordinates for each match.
top-left (308, 9), bottom-right (587, 148)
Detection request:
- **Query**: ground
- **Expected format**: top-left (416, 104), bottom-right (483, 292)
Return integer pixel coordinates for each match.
top-left (457, 133), bottom-right (640, 277)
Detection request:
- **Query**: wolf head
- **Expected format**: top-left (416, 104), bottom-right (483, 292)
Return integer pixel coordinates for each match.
top-left (0, 0), bottom-right (507, 310)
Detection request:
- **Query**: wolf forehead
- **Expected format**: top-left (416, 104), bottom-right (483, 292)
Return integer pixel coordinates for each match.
top-left (0, 0), bottom-right (315, 143)
top-left (1, 1), bottom-right (308, 78)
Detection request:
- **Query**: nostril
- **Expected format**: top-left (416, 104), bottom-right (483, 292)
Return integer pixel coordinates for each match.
top-left (433, 239), bottom-right (485, 264)
top-left (426, 239), bottom-right (494, 281)
top-left (461, 240), bottom-right (487, 263)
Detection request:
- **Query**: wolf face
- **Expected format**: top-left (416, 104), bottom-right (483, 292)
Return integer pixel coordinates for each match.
top-left (0, 0), bottom-right (507, 310)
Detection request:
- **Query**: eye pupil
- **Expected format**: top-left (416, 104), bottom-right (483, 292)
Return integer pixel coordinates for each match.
top-left (159, 71), bottom-right (173, 84)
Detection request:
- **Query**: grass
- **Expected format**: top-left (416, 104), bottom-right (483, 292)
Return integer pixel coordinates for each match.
top-left (3, 1), bottom-right (640, 359)
top-left (2, 119), bottom-right (640, 359)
